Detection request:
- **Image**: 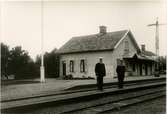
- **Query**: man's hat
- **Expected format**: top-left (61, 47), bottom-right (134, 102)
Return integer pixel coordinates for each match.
top-left (99, 57), bottom-right (103, 59)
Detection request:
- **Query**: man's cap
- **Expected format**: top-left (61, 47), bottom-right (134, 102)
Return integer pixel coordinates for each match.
top-left (99, 57), bottom-right (103, 59)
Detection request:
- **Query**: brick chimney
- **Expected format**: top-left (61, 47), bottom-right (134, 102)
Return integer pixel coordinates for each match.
top-left (141, 44), bottom-right (146, 51)
top-left (99, 26), bottom-right (107, 34)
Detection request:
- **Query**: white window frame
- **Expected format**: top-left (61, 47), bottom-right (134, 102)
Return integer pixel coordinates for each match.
top-left (80, 59), bottom-right (85, 73)
top-left (69, 60), bottom-right (74, 72)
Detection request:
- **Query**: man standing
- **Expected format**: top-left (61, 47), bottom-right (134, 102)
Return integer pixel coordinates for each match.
top-left (95, 57), bottom-right (106, 91)
top-left (116, 60), bottom-right (126, 89)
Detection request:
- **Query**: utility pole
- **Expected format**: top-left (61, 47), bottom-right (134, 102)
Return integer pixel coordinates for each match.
top-left (148, 17), bottom-right (167, 77)
top-left (40, 0), bottom-right (45, 82)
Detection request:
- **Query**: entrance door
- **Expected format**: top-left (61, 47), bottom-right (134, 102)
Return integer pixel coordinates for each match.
top-left (150, 63), bottom-right (152, 75)
top-left (139, 64), bottom-right (142, 76)
top-left (145, 64), bottom-right (148, 75)
top-left (62, 62), bottom-right (66, 76)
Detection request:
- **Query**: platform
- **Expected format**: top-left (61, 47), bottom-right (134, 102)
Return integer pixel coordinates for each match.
top-left (1, 75), bottom-right (166, 102)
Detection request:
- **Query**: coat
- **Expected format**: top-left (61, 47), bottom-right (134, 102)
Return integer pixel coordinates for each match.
top-left (116, 65), bottom-right (125, 76)
top-left (95, 63), bottom-right (106, 77)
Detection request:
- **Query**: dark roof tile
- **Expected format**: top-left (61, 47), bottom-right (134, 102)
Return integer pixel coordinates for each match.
top-left (141, 50), bottom-right (156, 56)
top-left (58, 30), bottom-right (128, 54)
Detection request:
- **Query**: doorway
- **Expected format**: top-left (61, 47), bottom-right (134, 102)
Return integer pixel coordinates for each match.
top-left (139, 64), bottom-right (142, 76)
top-left (145, 64), bottom-right (148, 75)
top-left (62, 61), bottom-right (66, 76)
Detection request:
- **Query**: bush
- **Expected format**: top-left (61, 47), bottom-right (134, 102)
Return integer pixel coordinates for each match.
top-left (63, 74), bottom-right (73, 80)
top-left (62, 75), bottom-right (95, 80)
top-left (88, 76), bottom-right (95, 79)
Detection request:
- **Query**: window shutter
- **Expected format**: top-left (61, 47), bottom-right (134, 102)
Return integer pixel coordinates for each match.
top-left (85, 59), bottom-right (88, 73)
top-left (73, 60), bottom-right (74, 72)
top-left (80, 60), bottom-right (82, 73)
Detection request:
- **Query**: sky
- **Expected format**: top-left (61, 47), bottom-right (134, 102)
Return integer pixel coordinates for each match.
top-left (1, 0), bottom-right (167, 60)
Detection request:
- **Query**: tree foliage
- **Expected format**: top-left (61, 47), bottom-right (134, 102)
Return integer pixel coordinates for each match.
top-left (1, 43), bottom-right (38, 79)
top-left (35, 48), bottom-right (59, 78)
top-left (1, 43), bottom-right (10, 79)
top-left (159, 56), bottom-right (166, 71)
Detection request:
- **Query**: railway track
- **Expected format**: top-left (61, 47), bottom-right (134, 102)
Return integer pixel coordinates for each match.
top-left (1, 78), bottom-right (166, 114)
top-left (1, 77), bottom-right (165, 103)
top-left (63, 86), bottom-right (165, 114)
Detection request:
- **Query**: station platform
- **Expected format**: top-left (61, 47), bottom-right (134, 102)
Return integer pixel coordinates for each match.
top-left (1, 75), bottom-right (166, 102)
top-left (1, 76), bottom-right (166, 112)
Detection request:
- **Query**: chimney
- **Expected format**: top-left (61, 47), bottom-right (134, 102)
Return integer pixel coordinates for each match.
top-left (141, 44), bottom-right (146, 51)
top-left (99, 26), bottom-right (107, 34)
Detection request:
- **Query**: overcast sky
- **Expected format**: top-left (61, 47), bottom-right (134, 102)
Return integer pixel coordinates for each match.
top-left (1, 0), bottom-right (167, 60)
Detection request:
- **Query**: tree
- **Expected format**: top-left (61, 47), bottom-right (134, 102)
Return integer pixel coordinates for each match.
top-left (35, 48), bottom-right (60, 78)
top-left (1, 43), bottom-right (10, 79)
top-left (8, 46), bottom-right (38, 79)
top-left (45, 49), bottom-right (60, 78)
top-left (1, 42), bottom-right (60, 80)
top-left (159, 56), bottom-right (166, 72)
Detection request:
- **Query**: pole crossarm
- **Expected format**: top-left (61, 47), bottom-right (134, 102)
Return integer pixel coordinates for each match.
top-left (148, 24), bottom-right (156, 26)
top-left (148, 23), bottom-right (167, 26)
top-left (147, 17), bottom-right (167, 77)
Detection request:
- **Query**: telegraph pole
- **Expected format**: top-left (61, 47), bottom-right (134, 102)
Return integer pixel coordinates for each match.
top-left (148, 17), bottom-right (166, 76)
top-left (40, 0), bottom-right (45, 82)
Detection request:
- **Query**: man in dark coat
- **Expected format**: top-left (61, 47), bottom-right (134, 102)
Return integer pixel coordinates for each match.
top-left (116, 60), bottom-right (126, 89)
top-left (95, 57), bottom-right (106, 91)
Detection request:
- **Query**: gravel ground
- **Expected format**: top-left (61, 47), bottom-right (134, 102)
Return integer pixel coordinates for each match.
top-left (105, 96), bottom-right (166, 114)
top-left (1, 75), bottom-right (165, 101)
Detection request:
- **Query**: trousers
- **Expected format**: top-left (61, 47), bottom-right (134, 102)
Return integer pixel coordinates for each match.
top-left (96, 76), bottom-right (103, 90)
top-left (118, 74), bottom-right (125, 88)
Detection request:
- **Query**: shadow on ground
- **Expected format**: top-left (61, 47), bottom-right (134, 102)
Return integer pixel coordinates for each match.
top-left (1, 80), bottom-right (40, 86)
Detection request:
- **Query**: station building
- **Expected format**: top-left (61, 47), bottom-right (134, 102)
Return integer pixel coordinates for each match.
top-left (58, 26), bottom-right (155, 78)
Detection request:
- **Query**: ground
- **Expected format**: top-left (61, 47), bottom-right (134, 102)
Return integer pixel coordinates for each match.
top-left (107, 96), bottom-right (166, 114)
top-left (1, 75), bottom-right (166, 101)
top-left (1, 75), bottom-right (166, 114)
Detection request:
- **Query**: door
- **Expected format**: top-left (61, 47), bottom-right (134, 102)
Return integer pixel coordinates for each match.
top-left (145, 64), bottom-right (148, 75)
top-left (62, 62), bottom-right (66, 76)
top-left (139, 64), bottom-right (142, 76)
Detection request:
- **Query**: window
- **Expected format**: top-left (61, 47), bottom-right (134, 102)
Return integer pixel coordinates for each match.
top-left (125, 41), bottom-right (129, 49)
top-left (124, 41), bottom-right (129, 55)
top-left (69, 60), bottom-right (74, 72)
top-left (62, 61), bottom-right (66, 76)
top-left (117, 59), bottom-right (121, 65)
top-left (133, 64), bottom-right (135, 71)
top-left (80, 59), bottom-right (85, 73)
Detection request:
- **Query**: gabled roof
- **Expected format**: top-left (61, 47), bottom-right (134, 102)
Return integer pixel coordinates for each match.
top-left (124, 53), bottom-right (155, 61)
top-left (58, 29), bottom-right (140, 54)
top-left (134, 53), bottom-right (155, 61)
top-left (141, 50), bottom-right (156, 56)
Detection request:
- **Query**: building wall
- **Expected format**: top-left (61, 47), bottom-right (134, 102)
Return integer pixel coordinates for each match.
top-left (59, 34), bottom-right (138, 78)
top-left (111, 34), bottom-right (138, 76)
top-left (59, 51), bottom-right (113, 78)
top-left (126, 60), bottom-right (154, 76)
